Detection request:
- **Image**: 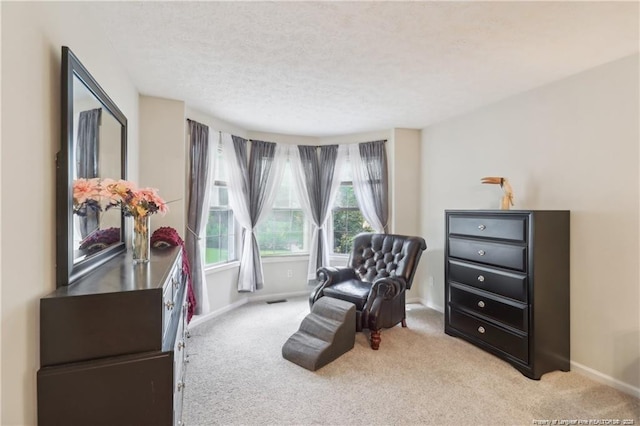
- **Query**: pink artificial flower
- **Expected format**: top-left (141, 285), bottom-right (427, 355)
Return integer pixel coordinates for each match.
top-left (73, 178), bottom-right (101, 205)
top-left (73, 178), bottom-right (167, 218)
top-left (137, 187), bottom-right (169, 215)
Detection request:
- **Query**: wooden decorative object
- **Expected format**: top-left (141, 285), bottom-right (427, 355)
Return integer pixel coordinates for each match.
top-left (481, 176), bottom-right (514, 210)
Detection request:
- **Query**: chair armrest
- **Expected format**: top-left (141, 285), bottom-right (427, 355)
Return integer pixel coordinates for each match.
top-left (365, 276), bottom-right (408, 330)
top-left (370, 276), bottom-right (407, 300)
top-left (309, 267), bottom-right (357, 308)
top-left (317, 266), bottom-right (357, 285)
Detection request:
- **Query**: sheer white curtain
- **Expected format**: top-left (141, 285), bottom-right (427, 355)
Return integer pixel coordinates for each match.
top-left (291, 145), bottom-right (346, 281)
top-left (221, 134), bottom-right (287, 292)
top-left (348, 141), bottom-right (388, 233)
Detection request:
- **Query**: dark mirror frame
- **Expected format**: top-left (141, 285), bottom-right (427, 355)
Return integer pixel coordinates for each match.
top-left (56, 46), bottom-right (128, 287)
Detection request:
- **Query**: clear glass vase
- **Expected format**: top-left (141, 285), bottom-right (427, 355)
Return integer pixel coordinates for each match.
top-left (132, 215), bottom-right (150, 264)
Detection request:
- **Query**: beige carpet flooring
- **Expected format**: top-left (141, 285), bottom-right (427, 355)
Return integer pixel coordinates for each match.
top-left (182, 296), bottom-right (639, 425)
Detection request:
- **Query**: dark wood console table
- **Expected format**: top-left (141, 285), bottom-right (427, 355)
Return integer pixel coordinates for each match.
top-left (37, 247), bottom-right (188, 426)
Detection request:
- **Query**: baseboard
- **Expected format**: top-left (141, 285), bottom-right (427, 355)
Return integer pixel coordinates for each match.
top-left (247, 290), bottom-right (310, 303)
top-left (407, 296), bottom-right (444, 313)
top-left (571, 361), bottom-right (640, 399)
top-left (188, 298), bottom-right (249, 329)
top-left (188, 290), bottom-right (310, 330)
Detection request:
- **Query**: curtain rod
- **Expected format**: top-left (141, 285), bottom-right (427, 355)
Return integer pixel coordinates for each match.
top-left (313, 139), bottom-right (387, 148)
top-left (185, 125), bottom-right (388, 146)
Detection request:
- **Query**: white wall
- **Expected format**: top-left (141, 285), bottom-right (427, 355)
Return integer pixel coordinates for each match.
top-left (139, 96), bottom-right (186, 234)
top-left (388, 129), bottom-right (424, 302)
top-left (419, 54), bottom-right (639, 393)
top-left (1, 3), bottom-right (140, 424)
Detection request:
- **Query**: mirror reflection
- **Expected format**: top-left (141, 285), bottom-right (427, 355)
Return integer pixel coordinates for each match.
top-left (71, 76), bottom-right (123, 262)
top-left (57, 46), bottom-right (127, 287)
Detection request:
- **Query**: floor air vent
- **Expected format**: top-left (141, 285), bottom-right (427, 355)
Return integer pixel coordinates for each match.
top-left (266, 299), bottom-right (287, 304)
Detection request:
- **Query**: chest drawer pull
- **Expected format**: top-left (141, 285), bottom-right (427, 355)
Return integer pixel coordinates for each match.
top-left (477, 326), bottom-right (486, 334)
top-left (478, 224), bottom-right (486, 230)
top-left (478, 250), bottom-right (485, 256)
top-left (177, 341), bottom-right (185, 350)
top-left (477, 300), bottom-right (485, 308)
top-left (477, 275), bottom-right (485, 282)
top-left (172, 278), bottom-right (179, 289)
top-left (165, 300), bottom-right (175, 310)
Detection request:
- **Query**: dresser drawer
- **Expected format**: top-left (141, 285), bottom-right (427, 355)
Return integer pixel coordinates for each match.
top-left (449, 284), bottom-right (528, 331)
top-left (448, 260), bottom-right (527, 302)
top-left (162, 284), bottom-right (175, 339)
top-left (164, 252), bottom-right (182, 306)
top-left (37, 351), bottom-right (174, 426)
top-left (449, 308), bottom-right (528, 363)
top-left (449, 215), bottom-right (526, 241)
top-left (162, 256), bottom-right (183, 341)
top-left (449, 237), bottom-right (526, 271)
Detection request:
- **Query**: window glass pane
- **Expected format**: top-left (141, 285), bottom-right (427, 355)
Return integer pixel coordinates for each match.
top-left (335, 184), bottom-right (358, 208)
top-left (204, 137), bottom-right (237, 266)
top-left (331, 157), bottom-right (372, 254)
top-left (256, 160), bottom-right (307, 256)
top-left (257, 209), bottom-right (305, 255)
top-left (332, 204), bottom-right (372, 253)
top-left (213, 142), bottom-right (227, 182)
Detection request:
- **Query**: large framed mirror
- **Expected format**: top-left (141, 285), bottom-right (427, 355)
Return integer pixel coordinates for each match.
top-left (56, 46), bottom-right (128, 287)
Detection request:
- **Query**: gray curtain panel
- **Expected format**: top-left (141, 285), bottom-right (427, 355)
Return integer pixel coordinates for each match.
top-left (231, 135), bottom-right (250, 198)
top-left (298, 144), bottom-right (339, 273)
top-left (359, 140), bottom-right (389, 232)
top-left (76, 108), bottom-right (102, 239)
top-left (186, 120), bottom-right (211, 315)
top-left (248, 140), bottom-right (278, 226)
top-left (242, 139), bottom-right (279, 291)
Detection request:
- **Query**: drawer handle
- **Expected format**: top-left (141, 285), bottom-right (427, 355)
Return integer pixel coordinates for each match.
top-left (477, 275), bottom-right (485, 282)
top-left (177, 381), bottom-right (185, 391)
top-left (477, 300), bottom-right (485, 308)
top-left (165, 300), bottom-right (175, 310)
top-left (178, 341), bottom-right (185, 350)
top-left (478, 250), bottom-right (485, 256)
top-left (172, 278), bottom-right (179, 289)
top-left (478, 224), bottom-right (486, 230)
top-left (478, 326), bottom-right (486, 334)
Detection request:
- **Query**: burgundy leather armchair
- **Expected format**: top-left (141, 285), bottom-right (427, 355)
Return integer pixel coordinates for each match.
top-left (309, 233), bottom-right (427, 350)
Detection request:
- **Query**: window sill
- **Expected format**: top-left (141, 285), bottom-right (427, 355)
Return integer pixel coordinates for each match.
top-left (204, 260), bottom-right (240, 275)
top-left (203, 253), bottom-right (345, 273)
top-left (261, 255), bottom-right (309, 264)
top-left (330, 254), bottom-right (349, 261)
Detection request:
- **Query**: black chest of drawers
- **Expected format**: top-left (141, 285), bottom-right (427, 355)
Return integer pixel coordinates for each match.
top-left (37, 247), bottom-right (188, 425)
top-left (444, 210), bottom-right (570, 380)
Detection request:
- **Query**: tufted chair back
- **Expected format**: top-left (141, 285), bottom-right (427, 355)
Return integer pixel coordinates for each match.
top-left (348, 233), bottom-right (427, 290)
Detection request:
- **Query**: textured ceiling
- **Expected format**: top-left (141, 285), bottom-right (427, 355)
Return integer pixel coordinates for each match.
top-left (85, 1), bottom-right (639, 137)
